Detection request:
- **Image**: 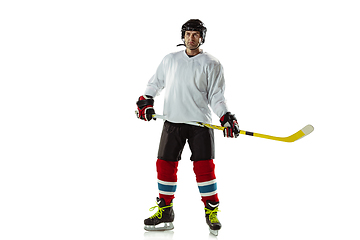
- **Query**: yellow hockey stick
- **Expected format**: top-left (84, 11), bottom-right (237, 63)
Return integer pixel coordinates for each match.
top-left (153, 114), bottom-right (314, 143)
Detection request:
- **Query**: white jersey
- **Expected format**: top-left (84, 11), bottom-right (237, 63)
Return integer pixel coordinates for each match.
top-left (144, 50), bottom-right (229, 124)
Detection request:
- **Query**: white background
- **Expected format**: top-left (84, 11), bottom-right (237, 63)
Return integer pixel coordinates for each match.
top-left (1, 0), bottom-right (359, 239)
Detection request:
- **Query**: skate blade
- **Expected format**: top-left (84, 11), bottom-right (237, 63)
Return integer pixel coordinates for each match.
top-left (209, 228), bottom-right (218, 236)
top-left (144, 222), bottom-right (174, 231)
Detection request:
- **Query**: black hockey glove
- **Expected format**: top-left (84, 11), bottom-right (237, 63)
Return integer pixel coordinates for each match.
top-left (136, 95), bottom-right (155, 121)
top-left (220, 112), bottom-right (240, 138)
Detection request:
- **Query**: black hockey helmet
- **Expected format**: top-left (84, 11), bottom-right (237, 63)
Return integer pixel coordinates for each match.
top-left (177, 19), bottom-right (207, 47)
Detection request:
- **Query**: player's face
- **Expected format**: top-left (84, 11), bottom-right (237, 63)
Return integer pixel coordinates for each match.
top-left (184, 31), bottom-right (202, 50)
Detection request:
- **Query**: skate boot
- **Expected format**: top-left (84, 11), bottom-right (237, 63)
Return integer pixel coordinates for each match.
top-left (204, 200), bottom-right (221, 236)
top-left (144, 197), bottom-right (174, 231)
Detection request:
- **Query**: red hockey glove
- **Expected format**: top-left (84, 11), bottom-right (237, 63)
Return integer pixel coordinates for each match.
top-left (136, 95), bottom-right (155, 121)
top-left (220, 112), bottom-right (240, 138)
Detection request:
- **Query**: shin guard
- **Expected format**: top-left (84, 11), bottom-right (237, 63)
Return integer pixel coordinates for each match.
top-left (193, 160), bottom-right (219, 205)
top-left (156, 159), bottom-right (178, 205)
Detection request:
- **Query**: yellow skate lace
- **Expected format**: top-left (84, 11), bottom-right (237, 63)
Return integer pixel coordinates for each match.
top-left (149, 202), bottom-right (173, 219)
top-left (205, 207), bottom-right (220, 223)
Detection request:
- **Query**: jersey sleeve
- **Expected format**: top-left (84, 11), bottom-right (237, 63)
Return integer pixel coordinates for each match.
top-left (207, 62), bottom-right (229, 118)
top-left (144, 56), bottom-right (167, 97)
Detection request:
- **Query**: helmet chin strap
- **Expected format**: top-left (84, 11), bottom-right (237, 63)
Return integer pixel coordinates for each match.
top-left (176, 41), bottom-right (202, 50)
top-left (190, 43), bottom-right (201, 50)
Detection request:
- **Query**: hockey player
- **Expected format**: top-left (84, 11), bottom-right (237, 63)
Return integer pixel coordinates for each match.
top-left (136, 19), bottom-right (239, 236)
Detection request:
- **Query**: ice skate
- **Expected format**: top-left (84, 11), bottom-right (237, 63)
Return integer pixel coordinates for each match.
top-left (204, 200), bottom-right (221, 236)
top-left (144, 197), bottom-right (174, 231)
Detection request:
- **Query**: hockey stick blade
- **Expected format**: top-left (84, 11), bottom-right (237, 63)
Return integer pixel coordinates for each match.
top-left (251, 124), bottom-right (314, 142)
top-left (152, 114), bottom-right (314, 143)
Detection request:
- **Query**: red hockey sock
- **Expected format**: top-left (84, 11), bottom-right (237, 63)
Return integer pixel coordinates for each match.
top-left (193, 159), bottom-right (219, 206)
top-left (156, 159), bottom-right (179, 205)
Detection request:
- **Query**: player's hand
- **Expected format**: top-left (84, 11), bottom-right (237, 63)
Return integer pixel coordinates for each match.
top-left (220, 112), bottom-right (239, 138)
top-left (136, 95), bottom-right (155, 121)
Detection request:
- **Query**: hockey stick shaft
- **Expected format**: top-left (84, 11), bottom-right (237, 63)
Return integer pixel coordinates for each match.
top-left (194, 122), bottom-right (313, 142)
top-left (152, 114), bottom-right (314, 142)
